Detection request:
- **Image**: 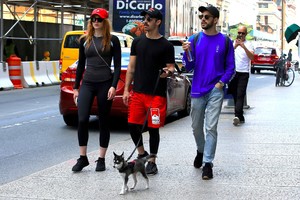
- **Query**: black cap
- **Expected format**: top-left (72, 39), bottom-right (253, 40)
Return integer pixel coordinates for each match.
top-left (141, 8), bottom-right (163, 20)
top-left (198, 5), bottom-right (219, 18)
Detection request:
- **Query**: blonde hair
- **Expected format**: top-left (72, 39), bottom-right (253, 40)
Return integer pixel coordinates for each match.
top-left (80, 18), bottom-right (112, 51)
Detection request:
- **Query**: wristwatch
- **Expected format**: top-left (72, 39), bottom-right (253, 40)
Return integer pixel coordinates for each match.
top-left (218, 80), bottom-right (225, 87)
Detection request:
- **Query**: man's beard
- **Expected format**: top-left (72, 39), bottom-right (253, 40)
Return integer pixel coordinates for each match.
top-left (202, 22), bottom-right (213, 30)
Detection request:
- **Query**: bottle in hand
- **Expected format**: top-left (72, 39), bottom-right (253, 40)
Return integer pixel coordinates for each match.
top-left (186, 48), bottom-right (193, 62)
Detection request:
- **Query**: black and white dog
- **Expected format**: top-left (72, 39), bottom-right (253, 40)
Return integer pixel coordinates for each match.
top-left (113, 152), bottom-right (149, 195)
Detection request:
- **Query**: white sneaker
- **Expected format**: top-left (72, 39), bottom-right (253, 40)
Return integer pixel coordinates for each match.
top-left (233, 117), bottom-right (240, 126)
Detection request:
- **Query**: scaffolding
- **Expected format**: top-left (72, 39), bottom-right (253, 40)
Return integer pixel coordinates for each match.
top-left (0, 0), bottom-right (108, 61)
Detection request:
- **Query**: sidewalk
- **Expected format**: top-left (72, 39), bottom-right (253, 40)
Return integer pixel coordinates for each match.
top-left (1, 75), bottom-right (300, 200)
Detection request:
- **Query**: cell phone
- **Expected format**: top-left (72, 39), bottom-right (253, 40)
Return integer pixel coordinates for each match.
top-left (237, 35), bottom-right (242, 40)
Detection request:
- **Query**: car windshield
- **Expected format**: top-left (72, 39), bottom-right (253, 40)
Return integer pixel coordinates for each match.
top-left (169, 40), bottom-right (184, 58)
top-left (255, 48), bottom-right (275, 55)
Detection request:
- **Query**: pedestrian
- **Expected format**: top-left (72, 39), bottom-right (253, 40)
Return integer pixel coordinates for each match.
top-left (4, 39), bottom-right (19, 59)
top-left (228, 25), bottom-right (254, 126)
top-left (287, 49), bottom-right (292, 62)
top-left (42, 51), bottom-right (50, 61)
top-left (72, 8), bottom-right (121, 172)
top-left (182, 5), bottom-right (235, 179)
top-left (122, 8), bottom-right (175, 175)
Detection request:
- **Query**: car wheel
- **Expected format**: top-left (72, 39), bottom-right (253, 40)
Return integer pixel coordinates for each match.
top-left (250, 67), bottom-right (255, 74)
top-left (178, 89), bottom-right (191, 117)
top-left (63, 114), bottom-right (78, 126)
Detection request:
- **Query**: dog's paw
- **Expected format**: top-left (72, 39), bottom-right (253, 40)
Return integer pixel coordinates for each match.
top-left (130, 187), bottom-right (135, 191)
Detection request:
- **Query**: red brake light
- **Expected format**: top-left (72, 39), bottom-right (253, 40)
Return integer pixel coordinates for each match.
top-left (61, 64), bottom-right (77, 82)
top-left (59, 59), bottom-right (62, 70)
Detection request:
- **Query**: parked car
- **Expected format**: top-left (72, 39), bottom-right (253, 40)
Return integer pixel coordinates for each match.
top-left (251, 47), bottom-right (279, 74)
top-left (59, 50), bottom-right (191, 126)
top-left (167, 36), bottom-right (195, 82)
top-left (167, 36), bottom-right (185, 69)
top-left (59, 31), bottom-right (133, 78)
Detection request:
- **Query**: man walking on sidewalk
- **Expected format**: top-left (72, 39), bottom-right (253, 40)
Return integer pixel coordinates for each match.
top-left (228, 25), bottom-right (254, 126)
top-left (182, 5), bottom-right (235, 179)
top-left (123, 8), bottom-right (175, 175)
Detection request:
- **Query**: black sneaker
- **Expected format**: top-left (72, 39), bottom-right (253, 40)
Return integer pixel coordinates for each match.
top-left (239, 116), bottom-right (245, 124)
top-left (137, 151), bottom-right (149, 160)
top-left (95, 157), bottom-right (106, 171)
top-left (146, 161), bottom-right (158, 175)
top-left (194, 151), bottom-right (203, 168)
top-left (202, 163), bottom-right (213, 180)
top-left (72, 156), bottom-right (89, 172)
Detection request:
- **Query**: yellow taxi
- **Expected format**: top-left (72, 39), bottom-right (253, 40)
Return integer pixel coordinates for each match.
top-left (59, 30), bottom-right (133, 77)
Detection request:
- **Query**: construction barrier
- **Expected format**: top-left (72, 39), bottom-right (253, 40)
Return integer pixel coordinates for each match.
top-left (0, 62), bottom-right (14, 90)
top-left (41, 61), bottom-right (60, 84)
top-left (21, 61), bottom-right (38, 87)
top-left (2, 60), bottom-right (61, 90)
top-left (21, 61), bottom-right (52, 87)
top-left (7, 55), bottom-right (23, 89)
top-left (34, 61), bottom-right (52, 86)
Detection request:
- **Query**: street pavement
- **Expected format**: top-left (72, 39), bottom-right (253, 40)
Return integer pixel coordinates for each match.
top-left (0, 73), bottom-right (300, 200)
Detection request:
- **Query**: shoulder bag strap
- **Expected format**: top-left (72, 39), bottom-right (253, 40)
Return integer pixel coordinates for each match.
top-left (92, 38), bottom-right (110, 69)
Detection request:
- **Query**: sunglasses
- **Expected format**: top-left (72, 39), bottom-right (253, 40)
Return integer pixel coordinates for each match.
top-left (143, 16), bottom-right (154, 22)
top-left (198, 15), bottom-right (213, 20)
top-left (91, 17), bottom-right (104, 23)
top-left (238, 32), bottom-right (246, 35)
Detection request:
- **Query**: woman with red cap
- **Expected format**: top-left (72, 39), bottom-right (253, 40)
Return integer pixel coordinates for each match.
top-left (72, 8), bottom-right (121, 172)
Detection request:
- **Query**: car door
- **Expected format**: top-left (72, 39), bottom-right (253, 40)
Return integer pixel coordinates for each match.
top-left (166, 71), bottom-right (186, 115)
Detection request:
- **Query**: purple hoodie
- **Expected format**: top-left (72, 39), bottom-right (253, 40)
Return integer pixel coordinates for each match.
top-left (183, 32), bottom-right (235, 98)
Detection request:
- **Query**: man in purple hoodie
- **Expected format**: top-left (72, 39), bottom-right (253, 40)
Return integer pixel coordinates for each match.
top-left (182, 5), bottom-right (235, 180)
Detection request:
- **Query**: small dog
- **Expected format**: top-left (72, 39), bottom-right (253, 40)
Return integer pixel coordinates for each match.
top-left (113, 152), bottom-right (149, 195)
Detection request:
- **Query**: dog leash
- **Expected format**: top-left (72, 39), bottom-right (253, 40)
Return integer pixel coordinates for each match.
top-left (125, 69), bottom-right (163, 162)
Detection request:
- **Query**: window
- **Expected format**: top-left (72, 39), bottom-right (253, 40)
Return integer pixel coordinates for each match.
top-left (64, 35), bottom-right (80, 48)
top-left (264, 16), bottom-right (268, 25)
top-left (258, 3), bottom-right (268, 8)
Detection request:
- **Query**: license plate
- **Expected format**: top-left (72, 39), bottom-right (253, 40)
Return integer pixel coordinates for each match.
top-left (259, 57), bottom-right (267, 61)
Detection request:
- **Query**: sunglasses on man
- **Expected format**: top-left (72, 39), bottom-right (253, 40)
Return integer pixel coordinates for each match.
top-left (142, 16), bottom-right (155, 22)
top-left (91, 17), bottom-right (104, 23)
top-left (198, 15), bottom-right (213, 20)
top-left (237, 32), bottom-right (246, 35)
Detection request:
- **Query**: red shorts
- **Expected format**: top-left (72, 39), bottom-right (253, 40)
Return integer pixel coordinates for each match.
top-left (128, 92), bottom-right (167, 128)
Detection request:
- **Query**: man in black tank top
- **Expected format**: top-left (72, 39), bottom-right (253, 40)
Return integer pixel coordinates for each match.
top-left (123, 8), bottom-right (175, 175)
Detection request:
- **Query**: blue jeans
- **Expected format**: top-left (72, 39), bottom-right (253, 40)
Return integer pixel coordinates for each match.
top-left (191, 87), bottom-right (224, 164)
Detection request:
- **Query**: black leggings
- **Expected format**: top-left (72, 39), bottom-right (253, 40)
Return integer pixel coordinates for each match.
top-left (129, 123), bottom-right (160, 155)
top-left (77, 80), bottom-right (112, 148)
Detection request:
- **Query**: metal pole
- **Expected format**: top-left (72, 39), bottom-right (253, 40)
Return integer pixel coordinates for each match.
top-left (0, 0), bottom-right (4, 62)
top-left (60, 0), bottom-right (64, 42)
top-left (281, 0), bottom-right (284, 54)
top-left (33, 1), bottom-right (37, 61)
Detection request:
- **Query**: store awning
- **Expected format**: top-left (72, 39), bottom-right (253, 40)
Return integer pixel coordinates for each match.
top-left (285, 24), bottom-right (300, 43)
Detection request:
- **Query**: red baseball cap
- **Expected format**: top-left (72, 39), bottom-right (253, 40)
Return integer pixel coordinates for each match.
top-left (91, 8), bottom-right (108, 19)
